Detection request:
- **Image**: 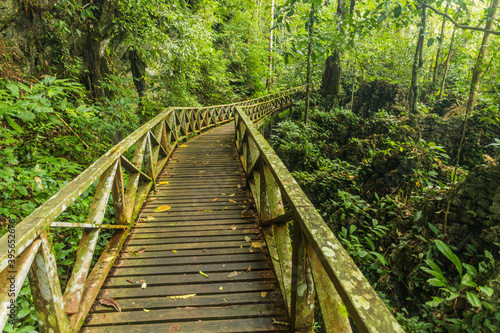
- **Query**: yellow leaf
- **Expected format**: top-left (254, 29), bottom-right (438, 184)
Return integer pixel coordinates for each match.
top-left (199, 271), bottom-right (209, 278)
top-left (158, 181), bottom-right (169, 185)
top-left (172, 250), bottom-right (177, 253)
top-left (180, 145), bottom-right (187, 148)
top-left (143, 308), bottom-right (151, 312)
top-left (219, 286), bottom-right (223, 290)
top-left (229, 193), bottom-right (235, 197)
top-left (416, 181), bottom-right (421, 187)
top-left (168, 294), bottom-right (196, 299)
top-left (146, 215), bottom-right (155, 221)
top-left (154, 205), bottom-right (171, 212)
top-left (228, 199), bottom-right (237, 203)
top-left (261, 292), bottom-right (267, 297)
top-left (251, 241), bottom-right (265, 249)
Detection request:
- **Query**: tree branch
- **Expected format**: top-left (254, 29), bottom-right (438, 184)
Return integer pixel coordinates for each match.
top-left (420, 1), bottom-right (500, 36)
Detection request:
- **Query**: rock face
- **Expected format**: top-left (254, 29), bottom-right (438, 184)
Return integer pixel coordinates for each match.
top-left (350, 79), bottom-right (408, 117)
top-left (447, 158), bottom-right (500, 246)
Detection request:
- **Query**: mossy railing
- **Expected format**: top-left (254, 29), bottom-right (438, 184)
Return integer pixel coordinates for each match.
top-left (235, 104), bottom-right (404, 333)
top-left (0, 88), bottom-right (300, 332)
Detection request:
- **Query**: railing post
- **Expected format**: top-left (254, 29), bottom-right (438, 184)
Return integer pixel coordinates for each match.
top-left (290, 223), bottom-right (315, 332)
top-left (29, 232), bottom-right (70, 332)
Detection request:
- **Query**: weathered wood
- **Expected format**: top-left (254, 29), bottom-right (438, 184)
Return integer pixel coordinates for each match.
top-left (290, 226), bottom-right (315, 332)
top-left (28, 232), bottom-right (70, 332)
top-left (235, 106), bottom-right (404, 333)
top-left (63, 161), bottom-right (119, 314)
top-left (306, 241), bottom-right (352, 333)
top-left (69, 229), bottom-right (130, 331)
top-left (261, 211), bottom-right (294, 226)
top-left (112, 159), bottom-right (127, 225)
top-left (50, 222), bottom-right (127, 229)
top-left (0, 239), bottom-right (41, 329)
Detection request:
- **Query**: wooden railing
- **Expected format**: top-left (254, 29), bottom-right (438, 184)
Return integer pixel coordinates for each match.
top-left (0, 87), bottom-right (300, 332)
top-left (235, 104), bottom-right (405, 333)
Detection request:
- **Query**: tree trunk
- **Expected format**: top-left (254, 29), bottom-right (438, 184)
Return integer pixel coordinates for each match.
top-left (432, 3), bottom-right (449, 85)
top-left (409, 6), bottom-right (427, 114)
top-left (320, 0), bottom-right (346, 111)
top-left (465, 0), bottom-right (499, 114)
top-left (128, 48), bottom-right (147, 103)
top-left (438, 25), bottom-right (456, 100)
top-left (304, 4), bottom-right (315, 124)
top-left (82, 30), bottom-right (109, 99)
top-left (266, 0), bottom-right (276, 90)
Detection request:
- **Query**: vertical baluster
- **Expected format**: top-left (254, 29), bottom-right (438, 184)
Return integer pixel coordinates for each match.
top-left (123, 134), bottom-right (147, 222)
top-left (112, 159), bottom-right (126, 225)
top-left (29, 232), bottom-right (70, 332)
top-left (259, 163), bottom-right (292, 312)
top-left (143, 133), bottom-right (156, 188)
top-left (306, 242), bottom-right (352, 333)
top-left (290, 223), bottom-right (315, 332)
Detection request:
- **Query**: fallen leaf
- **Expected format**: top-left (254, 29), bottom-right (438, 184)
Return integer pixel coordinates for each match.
top-left (230, 225), bottom-right (237, 230)
top-left (199, 271), bottom-right (209, 278)
top-left (129, 250), bottom-right (139, 256)
top-left (170, 223), bottom-right (175, 226)
top-left (172, 249), bottom-right (177, 253)
top-left (241, 213), bottom-right (253, 218)
top-left (167, 323), bottom-right (181, 332)
top-left (244, 236), bottom-right (251, 243)
top-left (247, 265), bottom-right (252, 272)
top-left (251, 241), bottom-right (265, 248)
top-left (228, 199), bottom-right (237, 203)
top-left (158, 181), bottom-right (169, 185)
top-left (168, 294), bottom-right (196, 299)
top-left (146, 197), bottom-right (157, 202)
top-left (179, 145), bottom-right (187, 148)
top-left (212, 198), bottom-right (219, 202)
top-left (137, 248), bottom-right (146, 253)
top-left (261, 292), bottom-right (267, 297)
top-left (237, 184), bottom-right (241, 189)
top-left (141, 282), bottom-right (147, 289)
top-left (127, 279), bottom-right (134, 284)
top-left (104, 257), bottom-right (114, 262)
top-left (34, 176), bottom-right (44, 190)
top-left (272, 318), bottom-right (289, 325)
top-left (154, 205), bottom-right (171, 212)
top-left (229, 193), bottom-right (235, 197)
top-left (99, 298), bottom-right (121, 312)
top-left (146, 215), bottom-right (155, 221)
top-left (219, 286), bottom-right (223, 290)
top-left (227, 271), bottom-right (242, 278)
top-left (221, 207), bottom-right (228, 211)
top-left (223, 298), bottom-right (228, 302)
top-left (143, 308), bottom-right (151, 312)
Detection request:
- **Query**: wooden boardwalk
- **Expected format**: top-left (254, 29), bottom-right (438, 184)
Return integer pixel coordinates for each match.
top-left (81, 124), bottom-right (289, 332)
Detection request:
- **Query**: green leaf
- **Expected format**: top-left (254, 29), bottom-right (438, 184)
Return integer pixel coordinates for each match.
top-left (435, 240), bottom-right (462, 277)
top-left (463, 263), bottom-right (478, 277)
top-left (414, 210), bottom-right (422, 222)
top-left (371, 251), bottom-right (388, 266)
top-left (425, 296), bottom-right (443, 307)
top-left (479, 286), bottom-right (494, 297)
top-left (428, 278), bottom-right (447, 287)
top-left (427, 38), bottom-right (435, 47)
top-left (5, 116), bottom-right (24, 133)
top-left (424, 259), bottom-right (445, 281)
top-left (427, 222), bottom-right (437, 235)
top-left (460, 273), bottom-right (477, 288)
top-left (6, 83), bottom-right (19, 97)
top-left (466, 292), bottom-right (482, 307)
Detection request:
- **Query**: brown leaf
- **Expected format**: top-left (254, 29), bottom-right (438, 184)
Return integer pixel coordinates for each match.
top-left (99, 298), bottom-right (121, 312)
top-left (247, 265), bottom-right (252, 272)
top-left (228, 199), bottom-right (237, 203)
top-left (167, 323), bottom-right (181, 332)
top-left (230, 225), bottom-right (237, 230)
top-left (212, 198), bottom-right (219, 202)
top-left (251, 241), bottom-right (265, 248)
top-left (126, 279), bottom-right (134, 284)
top-left (261, 292), bottom-right (267, 297)
top-left (137, 248), bottom-right (146, 253)
top-left (227, 271), bottom-right (242, 278)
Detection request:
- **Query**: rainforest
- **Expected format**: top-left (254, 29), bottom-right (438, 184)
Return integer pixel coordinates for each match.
top-left (0, 0), bottom-right (499, 332)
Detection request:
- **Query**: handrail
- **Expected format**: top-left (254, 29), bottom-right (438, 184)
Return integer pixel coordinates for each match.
top-left (234, 105), bottom-right (404, 332)
top-left (0, 88), bottom-right (301, 332)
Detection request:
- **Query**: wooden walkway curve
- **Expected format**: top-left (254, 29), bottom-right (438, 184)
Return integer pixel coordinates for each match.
top-left (82, 124), bottom-right (289, 332)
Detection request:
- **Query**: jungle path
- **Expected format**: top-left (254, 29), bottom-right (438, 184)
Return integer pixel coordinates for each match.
top-left (81, 124), bottom-right (289, 332)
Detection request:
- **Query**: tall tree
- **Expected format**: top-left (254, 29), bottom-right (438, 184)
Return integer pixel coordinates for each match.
top-left (304, 3), bottom-right (315, 124)
top-left (432, 2), bottom-right (449, 86)
top-left (409, 5), bottom-right (427, 114)
top-left (267, 0), bottom-right (276, 89)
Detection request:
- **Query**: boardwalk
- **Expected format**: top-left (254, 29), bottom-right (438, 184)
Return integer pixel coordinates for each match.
top-left (81, 124), bottom-right (289, 332)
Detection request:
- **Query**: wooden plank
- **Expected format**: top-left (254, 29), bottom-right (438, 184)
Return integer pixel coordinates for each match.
top-left (130, 228), bottom-right (260, 238)
top-left (50, 222), bottom-right (127, 229)
top-left (85, 303), bottom-right (286, 326)
top-left (105, 270), bottom-right (275, 287)
top-left (110, 260), bottom-right (273, 277)
top-left (91, 290), bottom-right (281, 312)
top-left (119, 245), bottom-right (265, 259)
top-left (114, 253), bottom-right (267, 268)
